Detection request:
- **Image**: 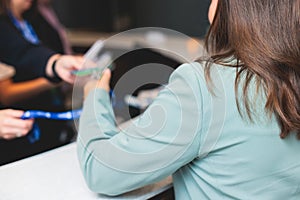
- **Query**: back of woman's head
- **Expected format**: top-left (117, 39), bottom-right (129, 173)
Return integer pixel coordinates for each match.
top-left (204, 0), bottom-right (300, 139)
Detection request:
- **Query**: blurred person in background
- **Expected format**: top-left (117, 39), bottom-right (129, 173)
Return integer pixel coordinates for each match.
top-left (0, 0), bottom-right (83, 165)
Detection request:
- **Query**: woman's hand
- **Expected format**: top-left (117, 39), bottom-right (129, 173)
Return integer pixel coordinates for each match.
top-left (84, 69), bottom-right (111, 99)
top-left (0, 109), bottom-right (34, 140)
top-left (46, 55), bottom-right (84, 84)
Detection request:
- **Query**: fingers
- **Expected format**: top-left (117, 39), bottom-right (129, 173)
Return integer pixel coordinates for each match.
top-left (0, 109), bottom-right (34, 140)
top-left (2, 118), bottom-right (33, 132)
top-left (3, 109), bottom-right (24, 118)
top-left (84, 80), bottom-right (98, 99)
top-left (83, 69), bottom-right (111, 99)
top-left (58, 55), bottom-right (84, 71)
top-left (1, 127), bottom-right (27, 140)
top-left (72, 56), bottom-right (85, 71)
top-left (2, 135), bottom-right (16, 140)
top-left (56, 70), bottom-right (75, 84)
top-left (100, 69), bottom-right (111, 84)
top-left (97, 69), bottom-right (111, 92)
top-left (55, 55), bottom-right (84, 84)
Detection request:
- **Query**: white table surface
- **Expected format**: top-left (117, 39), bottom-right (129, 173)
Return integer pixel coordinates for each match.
top-left (0, 143), bottom-right (172, 200)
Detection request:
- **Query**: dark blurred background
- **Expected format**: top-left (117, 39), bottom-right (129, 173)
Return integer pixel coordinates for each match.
top-left (52, 0), bottom-right (210, 38)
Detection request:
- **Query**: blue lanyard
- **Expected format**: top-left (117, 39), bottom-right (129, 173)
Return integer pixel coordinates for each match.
top-left (22, 109), bottom-right (82, 144)
top-left (8, 12), bottom-right (40, 44)
top-left (27, 123), bottom-right (41, 144)
top-left (22, 90), bottom-right (115, 143)
top-left (21, 109), bottom-right (82, 120)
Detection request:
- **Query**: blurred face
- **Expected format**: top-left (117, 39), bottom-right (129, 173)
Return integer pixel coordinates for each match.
top-left (10, 0), bottom-right (33, 14)
top-left (208, 0), bottom-right (218, 24)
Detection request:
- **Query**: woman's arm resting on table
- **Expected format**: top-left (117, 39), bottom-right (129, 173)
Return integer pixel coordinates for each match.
top-left (77, 64), bottom-right (203, 196)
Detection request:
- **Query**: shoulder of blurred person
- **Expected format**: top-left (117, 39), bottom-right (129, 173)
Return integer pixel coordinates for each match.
top-left (0, 11), bottom-right (56, 82)
top-left (24, 0), bottom-right (72, 54)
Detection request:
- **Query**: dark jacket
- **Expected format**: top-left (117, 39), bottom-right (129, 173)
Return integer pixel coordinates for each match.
top-left (25, 7), bottom-right (66, 54)
top-left (0, 15), bottom-right (55, 82)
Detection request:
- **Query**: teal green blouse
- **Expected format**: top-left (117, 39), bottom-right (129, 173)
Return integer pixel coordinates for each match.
top-left (77, 62), bottom-right (300, 199)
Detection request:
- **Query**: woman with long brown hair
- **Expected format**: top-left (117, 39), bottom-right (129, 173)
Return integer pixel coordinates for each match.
top-left (78, 0), bottom-right (300, 198)
top-left (205, 0), bottom-right (300, 140)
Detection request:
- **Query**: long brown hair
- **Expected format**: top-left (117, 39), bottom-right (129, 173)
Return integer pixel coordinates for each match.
top-left (202, 0), bottom-right (300, 139)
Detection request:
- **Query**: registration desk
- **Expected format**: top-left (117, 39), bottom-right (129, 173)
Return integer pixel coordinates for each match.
top-left (0, 30), bottom-right (204, 200)
top-left (0, 143), bottom-right (173, 200)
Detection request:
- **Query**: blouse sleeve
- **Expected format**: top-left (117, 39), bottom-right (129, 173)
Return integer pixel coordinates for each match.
top-left (77, 63), bottom-right (204, 196)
